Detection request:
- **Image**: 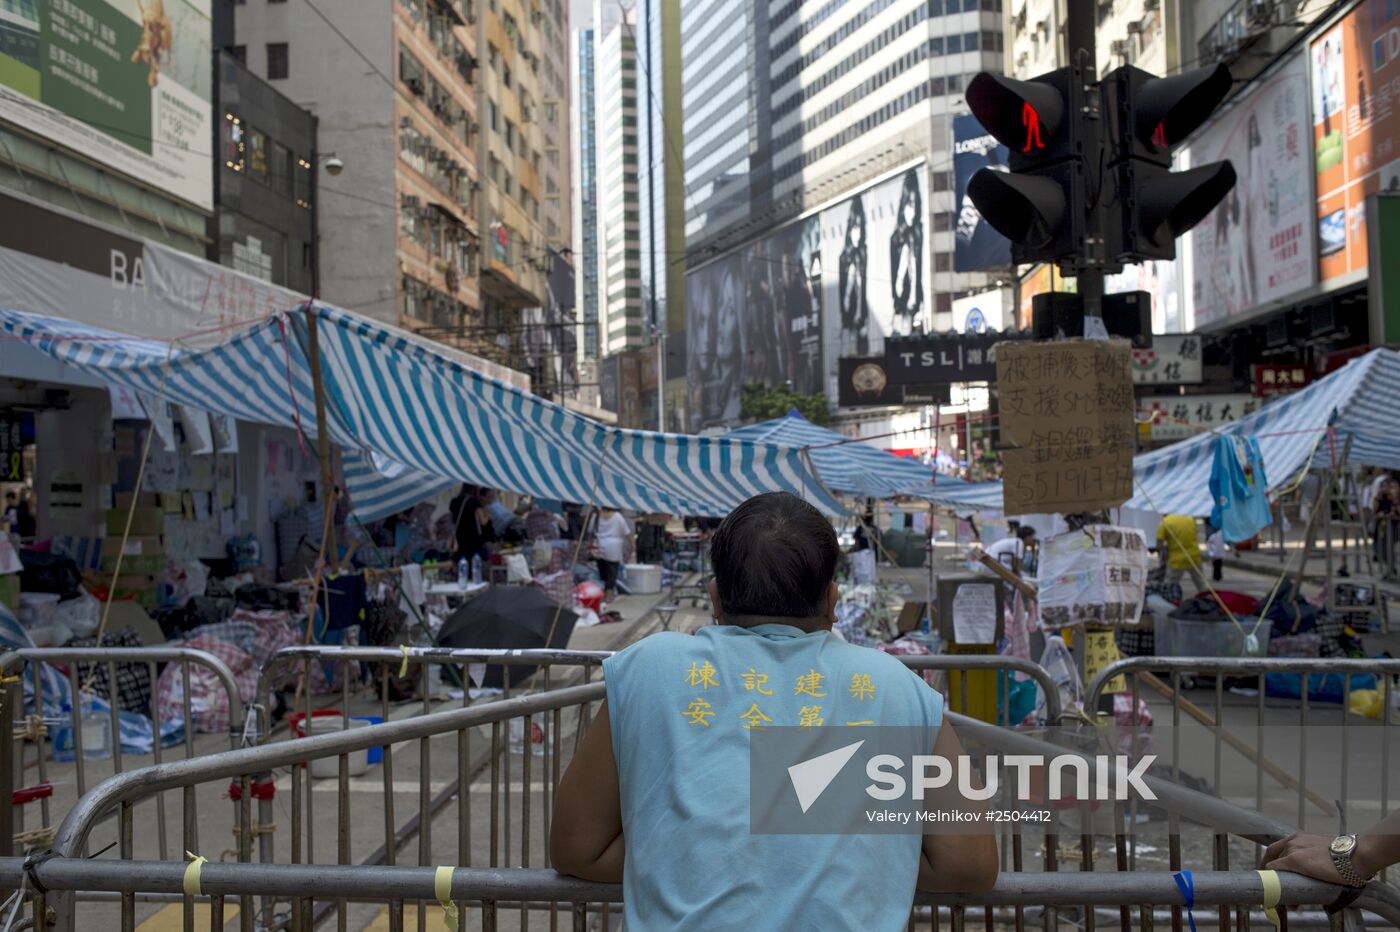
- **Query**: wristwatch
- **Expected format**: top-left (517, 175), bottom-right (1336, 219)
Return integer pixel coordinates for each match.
top-left (1329, 834), bottom-right (1370, 887)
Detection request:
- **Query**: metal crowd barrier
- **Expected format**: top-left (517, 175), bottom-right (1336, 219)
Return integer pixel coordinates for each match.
top-left (1086, 657), bottom-right (1398, 834)
top-left (5, 860), bottom-right (1400, 931)
top-left (0, 647), bottom-right (244, 862)
top-left (12, 680), bottom-right (1400, 931)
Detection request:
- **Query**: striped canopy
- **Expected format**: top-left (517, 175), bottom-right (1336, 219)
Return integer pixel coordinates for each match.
top-left (896, 347), bottom-right (1400, 516)
top-left (0, 306), bottom-right (845, 520)
top-left (724, 412), bottom-right (978, 503)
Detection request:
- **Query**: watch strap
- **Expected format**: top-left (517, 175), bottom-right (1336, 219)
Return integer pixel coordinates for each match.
top-left (1329, 836), bottom-right (1366, 888)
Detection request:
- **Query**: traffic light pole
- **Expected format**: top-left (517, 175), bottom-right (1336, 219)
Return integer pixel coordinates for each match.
top-left (1064, 0), bottom-right (1103, 321)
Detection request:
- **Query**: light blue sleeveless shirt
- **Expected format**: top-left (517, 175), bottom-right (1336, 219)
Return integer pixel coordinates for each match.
top-left (603, 624), bottom-right (944, 930)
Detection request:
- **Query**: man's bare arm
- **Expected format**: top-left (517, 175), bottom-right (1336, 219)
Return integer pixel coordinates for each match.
top-left (917, 720), bottom-right (999, 893)
top-left (549, 700), bottom-right (625, 882)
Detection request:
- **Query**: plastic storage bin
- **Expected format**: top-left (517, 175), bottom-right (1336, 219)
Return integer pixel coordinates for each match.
top-left (625, 563), bottom-right (662, 594)
top-left (1155, 615), bottom-right (1270, 657)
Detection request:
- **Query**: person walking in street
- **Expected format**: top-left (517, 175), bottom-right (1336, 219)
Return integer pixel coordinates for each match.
top-left (1206, 523), bottom-right (1226, 582)
top-left (1157, 513), bottom-right (1206, 594)
top-left (550, 492), bottom-right (998, 928)
top-left (978, 525), bottom-right (1037, 578)
top-left (1373, 478), bottom-right (1397, 576)
top-left (593, 506), bottom-right (633, 602)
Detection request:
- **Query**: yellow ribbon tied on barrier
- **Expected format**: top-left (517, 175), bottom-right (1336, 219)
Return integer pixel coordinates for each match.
top-left (184, 851), bottom-right (207, 898)
top-left (398, 644), bottom-right (412, 679)
top-left (434, 865), bottom-right (459, 931)
top-left (1257, 869), bottom-right (1281, 929)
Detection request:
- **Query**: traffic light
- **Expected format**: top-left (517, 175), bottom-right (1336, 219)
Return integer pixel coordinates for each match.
top-left (1103, 63), bottom-right (1237, 261)
top-left (964, 68), bottom-right (1091, 265)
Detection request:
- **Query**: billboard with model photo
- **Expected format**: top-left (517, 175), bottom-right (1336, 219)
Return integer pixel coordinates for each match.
top-left (685, 163), bottom-right (930, 429)
top-left (1311, 0), bottom-right (1400, 284)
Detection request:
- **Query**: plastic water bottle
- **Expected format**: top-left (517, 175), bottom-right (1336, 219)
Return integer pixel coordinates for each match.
top-left (79, 701), bottom-right (112, 760)
top-left (471, 554), bottom-right (483, 583)
top-left (457, 557), bottom-right (469, 589)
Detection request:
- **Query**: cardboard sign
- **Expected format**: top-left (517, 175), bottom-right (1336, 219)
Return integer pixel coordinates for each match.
top-left (997, 340), bottom-right (1135, 515)
top-left (1084, 629), bottom-right (1127, 694)
top-left (1037, 525), bottom-right (1150, 629)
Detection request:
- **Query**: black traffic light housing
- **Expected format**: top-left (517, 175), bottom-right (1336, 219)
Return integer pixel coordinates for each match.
top-left (1103, 63), bottom-right (1238, 261)
top-left (964, 67), bottom-right (1094, 266)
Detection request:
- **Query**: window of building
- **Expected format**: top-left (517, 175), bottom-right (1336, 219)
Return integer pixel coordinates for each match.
top-left (505, 120), bottom-right (514, 148)
top-left (503, 65), bottom-right (512, 88)
top-left (270, 141), bottom-right (292, 195)
top-left (946, 34), bottom-right (961, 54)
top-left (245, 126), bottom-right (269, 182)
top-left (266, 43), bottom-right (289, 79)
top-left (488, 100), bottom-right (498, 131)
top-left (230, 45), bottom-right (246, 64)
top-left (400, 46), bottom-right (425, 91)
top-left (934, 253), bottom-right (952, 272)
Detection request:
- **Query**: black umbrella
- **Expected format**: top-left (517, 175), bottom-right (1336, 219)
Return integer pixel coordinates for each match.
top-left (438, 586), bottom-right (578, 687)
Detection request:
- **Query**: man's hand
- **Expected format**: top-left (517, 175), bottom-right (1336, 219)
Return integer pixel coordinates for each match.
top-left (1261, 834), bottom-right (1352, 885)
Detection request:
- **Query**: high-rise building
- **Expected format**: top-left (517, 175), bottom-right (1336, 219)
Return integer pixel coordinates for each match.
top-left (234, 0), bottom-right (485, 349)
top-left (681, 0), bottom-right (1008, 432)
top-left (595, 10), bottom-right (644, 356)
top-left (633, 0), bottom-right (686, 429)
top-left (570, 27), bottom-right (601, 363)
top-left (679, 0), bottom-right (765, 254)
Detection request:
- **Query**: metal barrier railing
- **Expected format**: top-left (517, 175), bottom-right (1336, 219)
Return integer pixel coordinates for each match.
top-left (5, 859), bottom-right (1400, 931)
top-left (1086, 657), bottom-right (1398, 833)
top-left (0, 647), bottom-right (244, 861)
top-left (18, 679), bottom-right (1400, 931)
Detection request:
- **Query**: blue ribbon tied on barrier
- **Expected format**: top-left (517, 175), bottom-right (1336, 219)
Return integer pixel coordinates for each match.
top-left (1174, 870), bottom-right (1198, 932)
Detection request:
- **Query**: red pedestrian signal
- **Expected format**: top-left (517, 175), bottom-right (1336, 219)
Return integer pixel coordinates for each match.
top-left (1022, 102), bottom-right (1045, 152)
top-left (965, 68), bottom-right (1087, 265)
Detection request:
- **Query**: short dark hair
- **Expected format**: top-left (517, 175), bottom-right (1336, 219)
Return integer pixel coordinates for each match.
top-left (1016, 525), bottom-right (1037, 541)
top-left (709, 492), bottom-right (838, 619)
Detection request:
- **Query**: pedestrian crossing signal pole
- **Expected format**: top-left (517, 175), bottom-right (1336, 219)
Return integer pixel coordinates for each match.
top-left (965, 1), bottom-right (1236, 337)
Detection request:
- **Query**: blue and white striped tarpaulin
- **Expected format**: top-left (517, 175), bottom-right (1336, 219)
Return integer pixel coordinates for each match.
top-left (882, 348), bottom-right (1400, 517)
top-left (724, 412), bottom-right (977, 504)
top-left (0, 306), bottom-right (845, 520)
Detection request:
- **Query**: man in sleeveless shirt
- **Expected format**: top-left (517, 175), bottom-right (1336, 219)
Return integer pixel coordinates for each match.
top-left (551, 492), bottom-right (998, 928)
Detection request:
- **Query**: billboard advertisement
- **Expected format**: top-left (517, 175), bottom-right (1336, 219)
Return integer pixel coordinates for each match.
top-left (1187, 54), bottom-right (1314, 327)
top-left (686, 163), bottom-right (929, 428)
top-left (1311, 0), bottom-right (1400, 284)
top-left (0, 0), bottom-right (214, 211)
top-left (951, 287), bottom-right (1008, 333)
top-left (952, 114), bottom-right (1011, 271)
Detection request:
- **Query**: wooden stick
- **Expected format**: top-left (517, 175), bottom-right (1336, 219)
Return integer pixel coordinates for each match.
top-left (1138, 671), bottom-right (1337, 817)
top-left (975, 552), bottom-right (1038, 600)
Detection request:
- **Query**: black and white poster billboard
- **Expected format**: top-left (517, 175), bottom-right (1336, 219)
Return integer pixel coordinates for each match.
top-left (685, 163), bottom-right (931, 429)
top-left (952, 114), bottom-right (1012, 272)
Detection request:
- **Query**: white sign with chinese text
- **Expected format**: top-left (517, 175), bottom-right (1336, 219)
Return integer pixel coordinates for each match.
top-left (1130, 335), bottom-right (1203, 384)
top-left (1038, 525), bottom-right (1150, 628)
top-left (1138, 393), bottom-right (1261, 442)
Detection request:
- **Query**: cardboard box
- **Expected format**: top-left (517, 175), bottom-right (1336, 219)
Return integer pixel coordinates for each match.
top-left (105, 507), bottom-right (165, 538)
top-left (0, 574), bottom-right (19, 613)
